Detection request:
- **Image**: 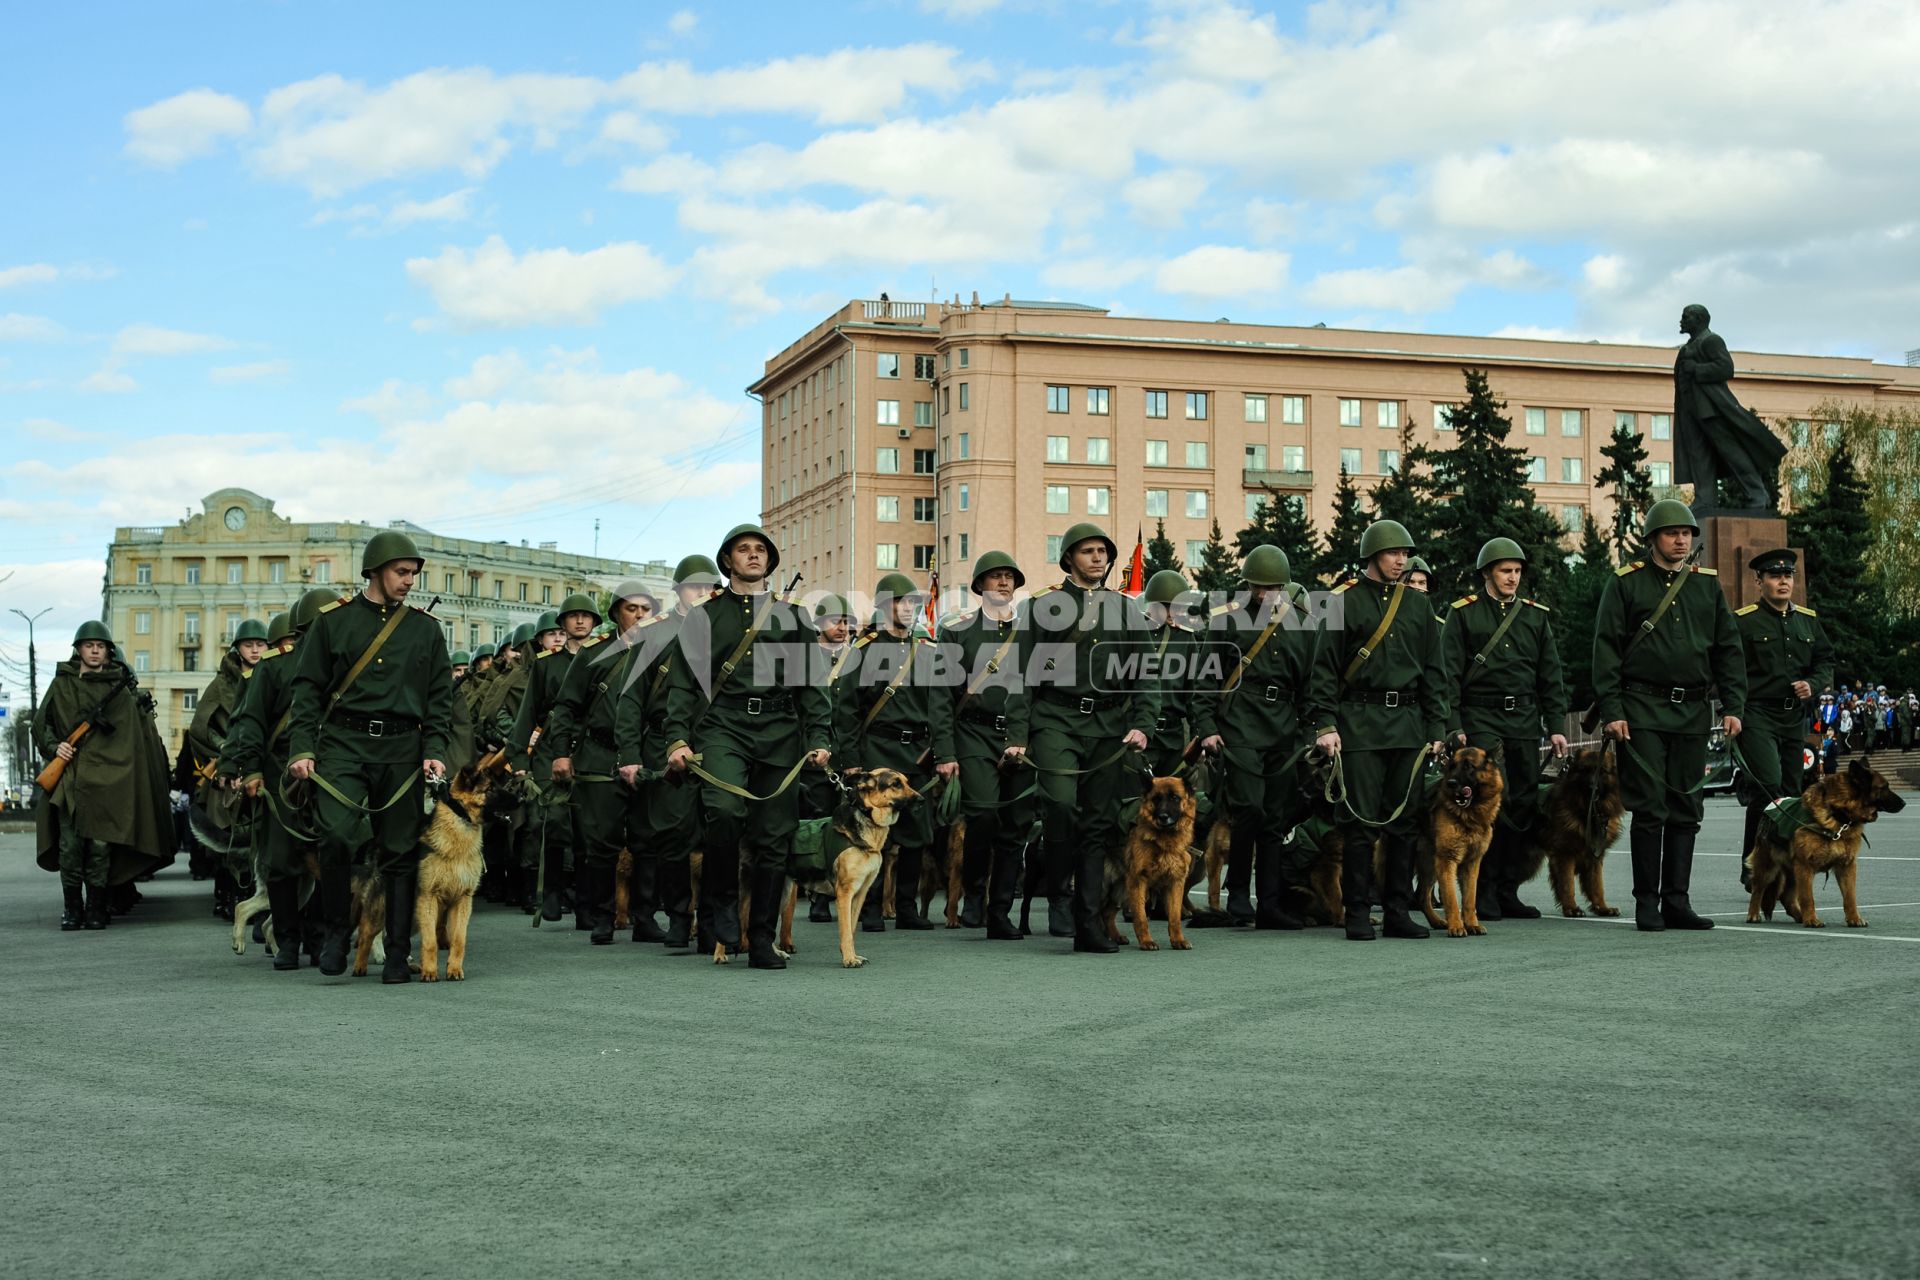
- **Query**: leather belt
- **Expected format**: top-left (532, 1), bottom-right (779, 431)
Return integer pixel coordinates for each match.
top-left (1462, 693), bottom-right (1536, 710)
top-left (713, 692), bottom-right (794, 715)
top-left (871, 724), bottom-right (929, 745)
top-left (1037, 688), bottom-right (1121, 714)
top-left (1624, 681), bottom-right (1709, 703)
top-left (959, 706), bottom-right (1009, 732)
top-left (1341, 690), bottom-right (1420, 708)
top-left (330, 712), bottom-right (419, 737)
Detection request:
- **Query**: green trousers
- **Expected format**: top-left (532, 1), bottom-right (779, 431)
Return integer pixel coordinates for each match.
top-left (1618, 730), bottom-right (1708, 832)
top-left (312, 730), bottom-right (425, 878)
top-left (572, 775), bottom-right (644, 872)
top-left (693, 710), bottom-right (803, 873)
top-left (1220, 741), bottom-right (1309, 874)
top-left (58, 827), bottom-right (109, 889)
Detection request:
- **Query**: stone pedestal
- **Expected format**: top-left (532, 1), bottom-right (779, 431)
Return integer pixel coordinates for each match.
top-left (1699, 514), bottom-right (1804, 609)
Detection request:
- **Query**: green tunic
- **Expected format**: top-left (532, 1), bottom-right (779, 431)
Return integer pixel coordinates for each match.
top-left (1734, 599), bottom-right (1832, 804)
top-left (941, 608), bottom-right (1030, 820)
top-left (1441, 591), bottom-right (1568, 830)
top-left (615, 611), bottom-right (702, 865)
top-left (832, 629), bottom-right (957, 850)
top-left (221, 645), bottom-right (314, 880)
top-left (1209, 592), bottom-right (1320, 855)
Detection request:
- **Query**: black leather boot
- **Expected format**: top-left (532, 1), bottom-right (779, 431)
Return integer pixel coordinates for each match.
top-left (807, 892), bottom-right (834, 923)
top-left (1475, 836), bottom-right (1504, 922)
top-left (588, 861), bottom-right (617, 945)
top-left (1740, 804), bottom-right (1763, 891)
top-left (1044, 839), bottom-right (1077, 937)
top-left (893, 844), bottom-right (936, 930)
top-left (573, 859), bottom-right (593, 931)
top-left (1660, 826), bottom-right (1714, 930)
top-left (629, 854), bottom-right (668, 942)
top-left (746, 869), bottom-right (788, 970)
top-left (61, 885), bottom-right (84, 931)
top-left (1225, 824), bottom-right (1256, 925)
top-left (1071, 842), bottom-right (1118, 953)
top-left (657, 859), bottom-right (694, 948)
top-left (84, 883), bottom-right (110, 930)
top-left (268, 878), bottom-right (302, 970)
top-left (1495, 847), bottom-right (1541, 919)
top-left (517, 864), bottom-right (540, 915)
top-left (959, 816), bottom-right (993, 929)
top-left (541, 842), bottom-right (565, 922)
top-left (1253, 843), bottom-right (1305, 930)
top-left (1380, 836), bottom-right (1431, 938)
top-left (317, 867), bottom-right (353, 974)
top-left (700, 845), bottom-right (743, 953)
top-left (1630, 824), bottom-right (1665, 932)
top-left (380, 871), bottom-right (416, 983)
top-left (985, 829), bottom-right (1025, 940)
top-left (1341, 827), bottom-right (1376, 940)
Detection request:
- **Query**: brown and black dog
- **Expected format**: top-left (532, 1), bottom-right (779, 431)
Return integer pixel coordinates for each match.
top-left (1746, 756), bottom-right (1904, 927)
top-left (1102, 774), bottom-right (1199, 951)
top-left (789, 768), bottom-right (919, 967)
top-left (1415, 745), bottom-right (1505, 936)
top-left (1533, 744), bottom-right (1624, 918)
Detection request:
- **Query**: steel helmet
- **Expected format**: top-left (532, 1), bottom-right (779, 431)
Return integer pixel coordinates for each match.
top-left (1406, 556), bottom-right (1433, 578)
top-left (1143, 570), bottom-right (1192, 604)
top-left (1358, 520), bottom-right (1415, 560)
top-left (557, 592), bottom-right (602, 625)
top-left (1476, 537), bottom-right (1528, 571)
top-left (1057, 522), bottom-right (1117, 573)
top-left (717, 523), bottom-right (780, 576)
top-left (231, 618), bottom-right (269, 645)
top-left (265, 612), bottom-right (292, 645)
top-left (1642, 498), bottom-right (1699, 537)
top-left (672, 554), bottom-right (722, 588)
top-left (534, 611), bottom-right (561, 636)
top-left (290, 588), bottom-right (339, 632)
top-left (360, 529), bottom-right (424, 577)
top-left (875, 572), bottom-right (920, 602)
top-left (610, 580), bottom-right (661, 611)
top-left (450, 650), bottom-right (472, 666)
top-left (813, 593), bottom-right (856, 622)
top-left (970, 550), bottom-right (1025, 593)
top-left (508, 623), bottom-right (535, 648)
top-left (1241, 545), bottom-right (1291, 587)
top-left (72, 620), bottom-right (114, 646)
top-left (473, 643), bottom-right (497, 661)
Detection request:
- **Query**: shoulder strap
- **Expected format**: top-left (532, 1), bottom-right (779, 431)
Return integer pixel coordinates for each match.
top-left (709, 596), bottom-right (774, 702)
top-left (860, 640), bottom-right (919, 732)
top-left (1463, 598), bottom-right (1526, 687)
top-left (954, 620), bottom-right (1018, 719)
top-left (325, 605), bottom-right (409, 721)
top-left (1222, 601), bottom-right (1289, 699)
top-left (1342, 583), bottom-right (1404, 684)
top-left (1623, 566), bottom-right (1693, 662)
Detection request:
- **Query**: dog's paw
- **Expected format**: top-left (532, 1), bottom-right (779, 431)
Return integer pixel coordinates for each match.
top-left (713, 944), bottom-right (730, 964)
top-left (1803, 917), bottom-right (1826, 929)
top-left (1137, 938), bottom-right (1160, 951)
top-left (843, 954), bottom-right (868, 968)
top-left (1171, 938), bottom-right (1192, 950)
top-left (1466, 922), bottom-right (1487, 936)
top-left (1447, 924), bottom-right (1469, 937)
top-left (1747, 910), bottom-right (1764, 923)
top-left (1846, 917), bottom-right (1868, 928)
top-left (1593, 905), bottom-right (1620, 918)
top-left (420, 968), bottom-right (439, 983)
top-left (448, 966), bottom-right (464, 980)
top-left (775, 946), bottom-right (791, 960)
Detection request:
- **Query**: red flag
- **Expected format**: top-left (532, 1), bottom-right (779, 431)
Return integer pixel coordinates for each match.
top-left (922, 568), bottom-right (939, 637)
top-left (1122, 527), bottom-right (1147, 596)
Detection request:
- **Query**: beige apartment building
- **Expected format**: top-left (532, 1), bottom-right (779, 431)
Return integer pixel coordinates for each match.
top-left (753, 298), bottom-right (1920, 607)
top-left (102, 488), bottom-right (671, 756)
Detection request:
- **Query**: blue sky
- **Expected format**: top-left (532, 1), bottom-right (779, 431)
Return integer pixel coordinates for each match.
top-left (3, 0), bottom-right (1918, 679)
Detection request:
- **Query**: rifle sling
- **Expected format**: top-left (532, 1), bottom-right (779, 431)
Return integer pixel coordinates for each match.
top-left (1342, 583), bottom-right (1405, 685)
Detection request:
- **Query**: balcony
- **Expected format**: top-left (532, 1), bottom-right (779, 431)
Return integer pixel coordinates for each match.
top-left (1243, 468), bottom-right (1314, 490)
top-left (862, 299), bottom-right (927, 322)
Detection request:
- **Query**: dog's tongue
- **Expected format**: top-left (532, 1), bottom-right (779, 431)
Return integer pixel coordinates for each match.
top-left (1460, 785), bottom-right (1473, 801)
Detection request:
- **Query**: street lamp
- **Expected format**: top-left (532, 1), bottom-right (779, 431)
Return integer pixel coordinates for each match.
top-left (9, 608), bottom-right (51, 792)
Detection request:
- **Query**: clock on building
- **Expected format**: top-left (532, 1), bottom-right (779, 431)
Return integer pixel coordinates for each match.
top-left (224, 506), bottom-right (247, 531)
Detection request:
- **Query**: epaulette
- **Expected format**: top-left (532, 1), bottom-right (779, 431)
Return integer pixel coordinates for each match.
top-left (1210, 602), bottom-right (1238, 617)
top-left (1795, 604), bottom-right (1818, 617)
top-left (1694, 566), bottom-right (1718, 576)
top-left (410, 604), bottom-right (436, 617)
top-left (260, 648), bottom-right (283, 662)
top-left (941, 609), bottom-right (977, 627)
top-left (1450, 595), bottom-right (1477, 610)
top-left (1031, 586), bottom-right (1058, 598)
top-left (1615, 561), bottom-right (1643, 577)
top-left (1330, 581), bottom-right (1353, 595)
top-left (1735, 603), bottom-right (1759, 616)
top-left (319, 599), bottom-right (344, 613)
top-left (1524, 599), bottom-right (1550, 612)
top-left (853, 634), bottom-right (875, 649)
top-left (580, 635), bottom-right (604, 649)
top-left (536, 648), bottom-right (557, 659)
top-left (242, 667), bottom-right (254, 679)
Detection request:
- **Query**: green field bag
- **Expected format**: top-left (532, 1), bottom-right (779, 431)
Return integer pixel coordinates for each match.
top-left (789, 815), bottom-right (836, 881)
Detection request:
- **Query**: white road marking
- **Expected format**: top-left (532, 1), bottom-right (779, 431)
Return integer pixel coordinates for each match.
top-left (1540, 915), bottom-right (1920, 944)
top-left (1697, 852), bottom-right (1920, 862)
top-left (1695, 901), bottom-right (1920, 917)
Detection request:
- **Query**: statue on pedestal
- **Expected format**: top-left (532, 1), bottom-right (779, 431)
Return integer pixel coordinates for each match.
top-left (1673, 304), bottom-right (1788, 514)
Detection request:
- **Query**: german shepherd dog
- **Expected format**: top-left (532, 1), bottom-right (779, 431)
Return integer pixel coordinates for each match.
top-left (1102, 774), bottom-right (1199, 950)
top-left (1414, 745), bottom-right (1505, 936)
top-left (1533, 744), bottom-right (1624, 918)
top-left (1746, 756), bottom-right (1905, 927)
top-left (351, 759), bottom-right (526, 981)
top-left (786, 767), bottom-right (919, 967)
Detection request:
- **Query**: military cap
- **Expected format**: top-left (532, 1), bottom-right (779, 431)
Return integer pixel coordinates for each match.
top-left (508, 623), bottom-right (535, 648)
top-left (1748, 549), bottom-right (1797, 575)
top-left (72, 619), bottom-right (114, 646)
top-left (556, 592), bottom-right (602, 625)
top-left (473, 643), bottom-right (496, 661)
top-left (970, 549), bottom-right (1025, 593)
top-left (610, 580), bottom-right (661, 611)
top-left (717, 523), bottom-right (780, 576)
top-left (874, 572), bottom-right (921, 602)
top-left (360, 529), bottom-right (424, 577)
top-left (534, 610), bottom-right (561, 636)
top-left (813, 593), bottom-right (856, 622)
top-left (1057, 521), bottom-right (1117, 573)
top-left (231, 618), bottom-right (269, 645)
top-left (1144, 569), bottom-right (1194, 603)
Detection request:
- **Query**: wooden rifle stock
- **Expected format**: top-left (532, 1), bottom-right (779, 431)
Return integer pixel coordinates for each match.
top-left (35, 724), bottom-right (93, 793)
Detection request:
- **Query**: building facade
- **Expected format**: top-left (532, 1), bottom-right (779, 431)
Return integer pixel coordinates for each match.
top-left (753, 297), bottom-right (1920, 606)
top-left (103, 488), bottom-right (670, 756)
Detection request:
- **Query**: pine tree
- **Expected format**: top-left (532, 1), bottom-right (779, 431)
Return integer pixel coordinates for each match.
top-left (1191, 518), bottom-right (1240, 595)
top-left (1143, 517), bottom-right (1183, 578)
top-left (1789, 441), bottom-right (1876, 683)
top-left (1594, 422), bottom-right (1655, 564)
top-left (1425, 368), bottom-right (1571, 605)
top-left (1552, 516), bottom-right (1615, 709)
top-left (1235, 484), bottom-right (1319, 576)
top-left (1370, 419), bottom-right (1441, 552)
top-left (1317, 466), bottom-right (1369, 584)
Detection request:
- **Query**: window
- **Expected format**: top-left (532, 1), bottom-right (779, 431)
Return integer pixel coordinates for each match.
top-left (1339, 447), bottom-right (1362, 474)
top-left (1145, 489), bottom-right (1169, 517)
top-left (958, 532), bottom-right (969, 559)
top-left (1562, 457), bottom-right (1584, 483)
top-left (913, 448), bottom-right (935, 475)
top-left (183, 612), bottom-right (199, 639)
top-left (877, 496), bottom-right (901, 522)
top-left (136, 563), bottom-right (152, 585)
top-left (940, 435), bottom-right (950, 463)
top-left (1339, 398), bottom-right (1362, 427)
top-left (1824, 421), bottom-right (1841, 447)
top-left (1525, 408), bottom-right (1547, 435)
top-left (1527, 455), bottom-right (1547, 482)
top-left (1561, 409), bottom-right (1583, 437)
top-left (1652, 413), bottom-right (1672, 442)
top-left (1244, 394), bottom-right (1267, 423)
top-left (1281, 395), bottom-right (1306, 425)
top-left (1378, 400), bottom-right (1401, 430)
top-left (445, 573), bottom-right (456, 593)
top-left (876, 544), bottom-right (899, 569)
top-left (1245, 444), bottom-right (1268, 471)
top-left (1145, 439), bottom-right (1168, 467)
top-left (314, 561), bottom-right (330, 584)
top-left (913, 497), bottom-right (936, 523)
top-left (958, 383), bottom-right (969, 411)
top-left (958, 349), bottom-right (969, 368)
top-left (1185, 441), bottom-right (1208, 467)
top-left (1087, 387), bottom-right (1110, 416)
top-left (185, 564), bottom-right (201, 585)
top-left (958, 432), bottom-right (969, 459)
top-left (1086, 437), bottom-right (1111, 464)
top-left (1087, 488), bottom-right (1111, 516)
top-left (913, 354), bottom-right (935, 380)
top-left (877, 399), bottom-right (900, 426)
top-left (1045, 485), bottom-right (1071, 514)
top-left (1186, 540), bottom-right (1208, 563)
top-left (1790, 419), bottom-right (1810, 448)
top-left (1651, 461), bottom-right (1672, 486)
top-left (134, 651), bottom-right (149, 673)
top-left (1880, 428), bottom-right (1898, 457)
top-left (877, 353), bottom-right (900, 380)
top-left (1185, 490), bottom-right (1208, 518)
top-left (914, 545), bottom-right (936, 570)
top-left (182, 649), bottom-right (197, 672)
top-left (1435, 403), bottom-right (1455, 432)
top-left (1185, 391), bottom-right (1209, 420)
top-left (1047, 385), bottom-right (1070, 413)
top-left (1561, 505), bottom-right (1584, 532)
top-left (876, 448), bottom-right (899, 474)
top-left (182, 691), bottom-right (197, 712)
top-left (494, 579), bottom-right (503, 600)
top-left (958, 484), bottom-right (969, 511)
top-left (1282, 445), bottom-right (1305, 472)
top-left (1791, 467), bottom-right (1810, 495)
top-left (1046, 535), bottom-right (1063, 562)
top-left (1046, 435), bottom-right (1069, 462)
top-left (1379, 449), bottom-right (1399, 474)
top-left (134, 611), bottom-right (151, 634)
top-left (1146, 390), bottom-right (1169, 419)
top-left (542, 586), bottom-right (552, 605)
top-left (1615, 411), bottom-right (1637, 434)
top-left (941, 387), bottom-right (950, 415)
top-left (1246, 492), bottom-right (1268, 520)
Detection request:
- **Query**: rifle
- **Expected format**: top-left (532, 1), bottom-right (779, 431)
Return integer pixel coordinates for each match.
top-left (34, 674), bottom-right (135, 795)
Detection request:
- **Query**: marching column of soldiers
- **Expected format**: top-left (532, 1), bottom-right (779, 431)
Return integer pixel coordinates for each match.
top-left (32, 497), bottom-right (1842, 967)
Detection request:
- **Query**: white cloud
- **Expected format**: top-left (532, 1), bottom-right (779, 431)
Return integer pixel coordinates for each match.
top-left (1155, 246), bottom-right (1290, 297)
top-left (616, 44), bottom-right (989, 126)
top-left (19, 418), bottom-right (97, 443)
top-left (405, 235), bottom-right (675, 328)
top-left (1041, 257), bottom-right (1154, 292)
top-left (613, 154), bottom-right (715, 194)
top-left (340, 378), bottom-right (431, 424)
top-left (667, 9), bottom-right (699, 35)
top-left (598, 111), bottom-right (671, 150)
top-left (123, 88), bottom-right (252, 166)
top-left (210, 359), bottom-right (292, 383)
top-left (0, 313), bottom-right (66, 341)
top-left (387, 188), bottom-right (477, 227)
top-left (919, 0), bottom-right (1007, 17)
top-left (0, 263), bottom-right (59, 289)
top-left (80, 364), bottom-right (138, 394)
top-left (111, 324), bottom-right (234, 356)
top-left (1124, 169), bottom-right (1205, 230)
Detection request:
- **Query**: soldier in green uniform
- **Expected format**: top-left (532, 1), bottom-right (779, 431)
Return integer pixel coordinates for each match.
top-left (449, 650), bottom-right (471, 682)
top-left (1591, 499), bottom-right (1747, 932)
top-left (549, 582), bottom-right (658, 944)
top-left (1307, 520), bottom-right (1449, 941)
top-left (1018, 523), bottom-right (1159, 952)
top-left (187, 617), bottom-right (270, 919)
top-left (1733, 549), bottom-right (1833, 887)
top-left (834, 573), bottom-right (959, 932)
top-left (35, 621), bottom-right (175, 930)
top-left (469, 643), bottom-right (495, 678)
top-left (616, 555), bottom-right (721, 947)
top-left (801, 593), bottom-right (859, 924)
top-left (288, 531), bottom-right (453, 982)
top-left (506, 594), bottom-right (603, 925)
top-left (662, 527), bottom-right (831, 969)
top-left (941, 552), bottom-right (1032, 938)
top-left (1442, 538), bottom-right (1569, 919)
top-left (483, 617), bottom-right (552, 912)
top-left (221, 588), bottom-right (341, 968)
top-left (473, 623), bottom-right (532, 905)
top-left (1202, 546), bottom-right (1318, 930)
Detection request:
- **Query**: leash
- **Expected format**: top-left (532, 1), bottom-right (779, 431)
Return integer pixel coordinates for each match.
top-left (1015, 741), bottom-right (1139, 779)
top-left (1318, 748), bottom-right (1438, 829)
top-left (685, 752), bottom-right (814, 803)
top-left (296, 767), bottom-right (424, 817)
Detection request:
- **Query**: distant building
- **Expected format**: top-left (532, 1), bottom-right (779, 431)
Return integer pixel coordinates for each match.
top-left (102, 488), bottom-right (670, 755)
